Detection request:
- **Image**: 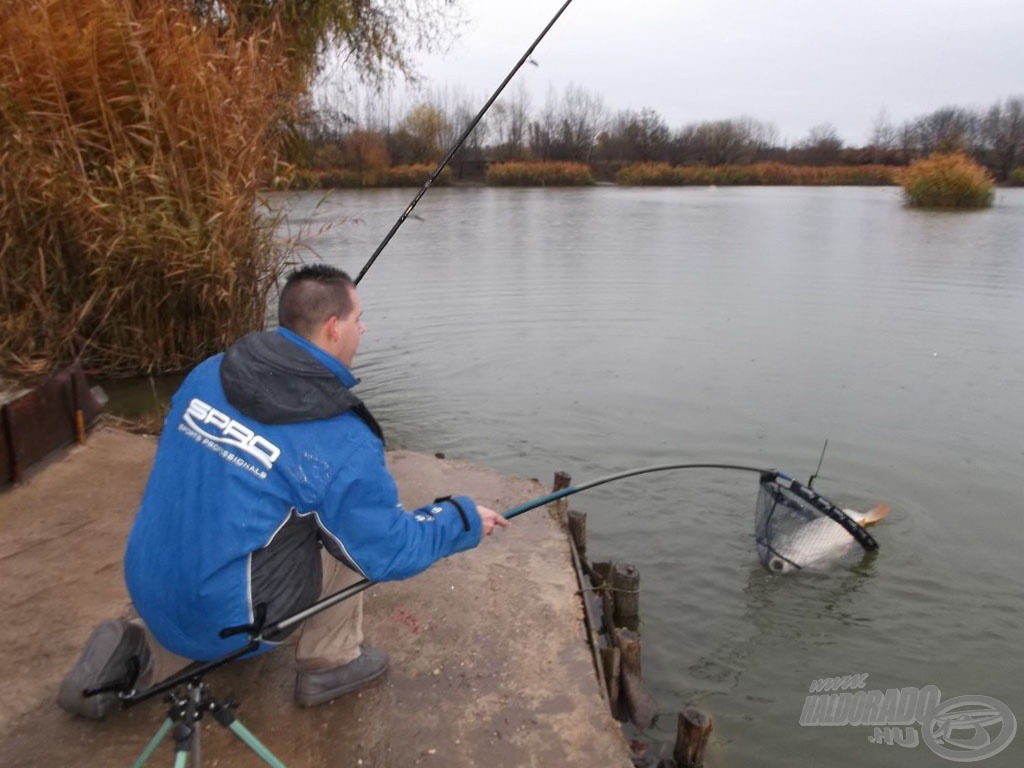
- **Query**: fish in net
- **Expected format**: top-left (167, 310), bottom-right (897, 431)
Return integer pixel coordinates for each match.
top-left (755, 473), bottom-right (889, 573)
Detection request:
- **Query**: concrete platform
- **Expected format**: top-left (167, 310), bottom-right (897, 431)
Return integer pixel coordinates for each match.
top-left (0, 427), bottom-right (631, 767)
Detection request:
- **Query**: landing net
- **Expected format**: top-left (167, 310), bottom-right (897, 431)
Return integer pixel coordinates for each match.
top-left (755, 473), bottom-right (877, 572)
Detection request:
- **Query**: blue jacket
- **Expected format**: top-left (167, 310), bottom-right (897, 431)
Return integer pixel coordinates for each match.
top-left (125, 328), bottom-right (482, 661)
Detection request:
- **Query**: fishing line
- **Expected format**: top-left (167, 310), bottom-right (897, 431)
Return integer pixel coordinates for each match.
top-left (808, 438), bottom-right (829, 489)
top-left (353, 0), bottom-right (578, 286)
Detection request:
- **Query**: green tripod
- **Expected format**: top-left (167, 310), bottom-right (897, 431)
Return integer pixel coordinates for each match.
top-left (85, 577), bottom-right (375, 767)
top-left (84, 622), bottom-right (288, 768)
top-left (132, 677), bottom-right (285, 768)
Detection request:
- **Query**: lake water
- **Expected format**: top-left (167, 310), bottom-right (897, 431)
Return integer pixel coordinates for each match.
top-left (273, 186), bottom-right (1023, 767)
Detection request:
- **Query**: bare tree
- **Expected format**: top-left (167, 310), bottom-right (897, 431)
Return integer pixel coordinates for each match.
top-left (980, 96), bottom-right (1024, 180)
top-left (553, 83), bottom-right (607, 162)
top-left (799, 123), bottom-right (844, 165)
top-left (742, 117), bottom-right (780, 153)
top-left (675, 119), bottom-right (759, 165)
top-left (489, 82), bottom-right (532, 161)
top-left (598, 107), bottom-right (671, 162)
top-left (525, 83), bottom-right (606, 162)
top-left (901, 106), bottom-right (981, 157)
top-left (866, 106), bottom-right (902, 163)
top-left (869, 107), bottom-right (898, 149)
top-left (390, 101), bottom-right (448, 164)
top-left (528, 84), bottom-right (561, 160)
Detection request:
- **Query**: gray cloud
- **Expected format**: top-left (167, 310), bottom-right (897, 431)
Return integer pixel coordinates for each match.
top-left (409, 0), bottom-right (1024, 145)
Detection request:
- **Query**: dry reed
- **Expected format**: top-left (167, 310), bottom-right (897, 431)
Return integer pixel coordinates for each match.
top-left (616, 162), bottom-right (898, 186)
top-left (0, 0), bottom-right (296, 378)
top-left (280, 164), bottom-right (452, 189)
top-left (897, 153), bottom-right (995, 208)
top-left (486, 161), bottom-right (594, 186)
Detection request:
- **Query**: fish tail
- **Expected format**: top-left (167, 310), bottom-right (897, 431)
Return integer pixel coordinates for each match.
top-left (859, 503), bottom-right (890, 526)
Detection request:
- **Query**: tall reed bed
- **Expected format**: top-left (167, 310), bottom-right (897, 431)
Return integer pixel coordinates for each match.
top-left (617, 162), bottom-right (898, 186)
top-left (379, 164), bottom-right (452, 187)
top-left (898, 153), bottom-right (995, 208)
top-left (0, 0), bottom-right (295, 378)
top-left (487, 162), bottom-right (593, 186)
top-left (282, 164), bottom-right (452, 189)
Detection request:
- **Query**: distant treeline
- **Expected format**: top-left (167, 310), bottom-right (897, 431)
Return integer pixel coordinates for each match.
top-left (294, 84), bottom-right (1024, 184)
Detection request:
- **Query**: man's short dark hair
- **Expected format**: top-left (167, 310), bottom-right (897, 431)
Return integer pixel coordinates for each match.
top-left (278, 264), bottom-right (355, 339)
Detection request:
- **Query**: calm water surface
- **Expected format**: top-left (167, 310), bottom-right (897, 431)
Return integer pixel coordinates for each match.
top-left (272, 186), bottom-right (1024, 767)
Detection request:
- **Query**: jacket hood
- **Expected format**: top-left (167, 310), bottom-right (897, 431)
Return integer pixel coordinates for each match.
top-left (220, 331), bottom-right (361, 425)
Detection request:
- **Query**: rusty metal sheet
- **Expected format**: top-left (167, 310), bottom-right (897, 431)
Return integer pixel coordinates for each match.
top-left (5, 377), bottom-right (76, 474)
top-left (0, 407), bottom-right (12, 485)
top-left (1, 361), bottom-right (105, 485)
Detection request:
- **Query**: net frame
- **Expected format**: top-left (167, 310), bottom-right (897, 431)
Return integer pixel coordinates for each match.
top-left (755, 472), bottom-right (878, 571)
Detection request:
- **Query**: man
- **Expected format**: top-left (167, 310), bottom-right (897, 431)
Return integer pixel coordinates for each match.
top-left (59, 264), bottom-right (507, 719)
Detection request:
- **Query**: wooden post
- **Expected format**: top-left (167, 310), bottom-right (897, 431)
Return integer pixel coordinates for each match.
top-left (612, 562), bottom-right (640, 630)
top-left (567, 509), bottom-right (586, 555)
top-left (616, 628), bottom-right (642, 676)
top-left (590, 561), bottom-right (612, 587)
top-left (616, 628), bottom-right (656, 729)
top-left (552, 470), bottom-right (571, 492)
top-left (673, 708), bottom-right (713, 768)
top-left (552, 471), bottom-right (571, 518)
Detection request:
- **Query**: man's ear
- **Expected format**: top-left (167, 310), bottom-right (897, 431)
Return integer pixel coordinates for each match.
top-left (324, 315), bottom-right (339, 341)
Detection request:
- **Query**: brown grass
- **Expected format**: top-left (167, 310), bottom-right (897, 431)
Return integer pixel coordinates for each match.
top-left (897, 153), bottom-right (995, 208)
top-left (0, 0), bottom-right (297, 379)
top-left (617, 162), bottom-right (898, 186)
top-left (277, 164), bottom-right (452, 189)
top-left (486, 161), bottom-right (594, 186)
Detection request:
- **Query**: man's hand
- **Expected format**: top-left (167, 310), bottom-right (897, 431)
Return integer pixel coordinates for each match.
top-left (476, 506), bottom-right (509, 537)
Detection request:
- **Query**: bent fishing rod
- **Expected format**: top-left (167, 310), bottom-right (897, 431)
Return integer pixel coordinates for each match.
top-left (353, 0), bottom-right (577, 286)
top-left (264, 463), bottom-right (782, 634)
top-left (120, 459), bottom-right (878, 708)
top-left (121, 461), bottom-right (783, 707)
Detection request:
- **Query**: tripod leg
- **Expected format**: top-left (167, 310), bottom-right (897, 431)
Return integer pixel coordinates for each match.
top-left (226, 720), bottom-right (288, 768)
top-left (132, 718), bottom-right (173, 768)
top-left (171, 691), bottom-right (199, 768)
top-left (210, 701), bottom-right (288, 768)
top-left (191, 720), bottom-right (201, 767)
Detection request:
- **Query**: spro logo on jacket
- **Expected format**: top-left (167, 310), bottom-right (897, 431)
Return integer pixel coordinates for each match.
top-left (181, 398), bottom-right (281, 474)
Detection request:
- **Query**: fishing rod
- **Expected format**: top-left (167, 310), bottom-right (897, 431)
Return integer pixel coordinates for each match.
top-left (121, 460), bottom-right (882, 710)
top-left (257, 464), bottom-right (782, 636)
top-left (120, 462), bottom-right (780, 707)
top-left (353, 0), bottom-right (578, 286)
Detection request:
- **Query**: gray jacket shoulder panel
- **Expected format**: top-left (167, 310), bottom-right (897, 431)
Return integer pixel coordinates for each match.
top-left (220, 332), bottom-right (358, 424)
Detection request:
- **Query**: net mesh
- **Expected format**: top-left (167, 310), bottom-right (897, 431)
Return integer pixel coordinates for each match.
top-left (755, 474), bottom-right (877, 572)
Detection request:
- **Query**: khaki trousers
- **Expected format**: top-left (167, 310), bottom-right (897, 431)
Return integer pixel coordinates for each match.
top-left (142, 549), bottom-right (364, 683)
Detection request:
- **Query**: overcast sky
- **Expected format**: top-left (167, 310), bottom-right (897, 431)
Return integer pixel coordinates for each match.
top-left (397, 0), bottom-right (1024, 145)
